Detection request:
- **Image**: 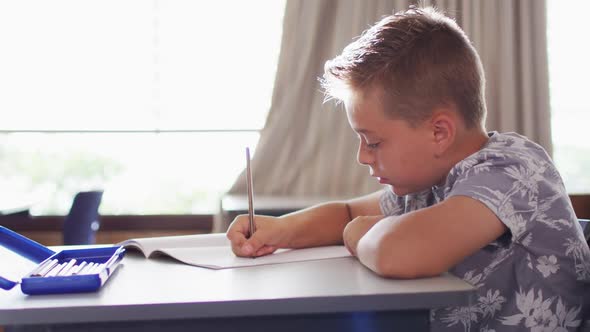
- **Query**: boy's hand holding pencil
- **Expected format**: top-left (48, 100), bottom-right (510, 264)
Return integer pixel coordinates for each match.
top-left (227, 214), bottom-right (289, 258)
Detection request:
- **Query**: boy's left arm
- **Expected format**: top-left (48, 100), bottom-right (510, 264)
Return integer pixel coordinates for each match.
top-left (350, 195), bottom-right (507, 278)
top-left (343, 215), bottom-right (383, 256)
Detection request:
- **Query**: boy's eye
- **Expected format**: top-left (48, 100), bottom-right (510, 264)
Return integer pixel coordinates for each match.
top-left (366, 142), bottom-right (380, 149)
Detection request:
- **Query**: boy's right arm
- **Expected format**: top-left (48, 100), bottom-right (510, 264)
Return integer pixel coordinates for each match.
top-left (226, 190), bottom-right (384, 257)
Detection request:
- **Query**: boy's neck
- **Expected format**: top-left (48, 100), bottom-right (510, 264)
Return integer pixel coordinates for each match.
top-left (432, 127), bottom-right (488, 189)
top-left (452, 127), bottom-right (489, 164)
top-left (431, 127), bottom-right (488, 189)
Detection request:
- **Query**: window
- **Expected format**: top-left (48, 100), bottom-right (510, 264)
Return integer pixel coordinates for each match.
top-left (0, 0), bottom-right (286, 215)
top-left (547, 0), bottom-right (590, 194)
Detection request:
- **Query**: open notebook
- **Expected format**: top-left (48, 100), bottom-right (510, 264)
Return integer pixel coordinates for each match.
top-left (117, 233), bottom-right (351, 270)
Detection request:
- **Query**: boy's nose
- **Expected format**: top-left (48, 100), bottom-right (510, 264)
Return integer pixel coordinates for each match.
top-left (357, 145), bottom-right (373, 166)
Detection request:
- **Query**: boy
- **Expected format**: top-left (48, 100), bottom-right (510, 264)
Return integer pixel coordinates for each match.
top-left (226, 6), bottom-right (589, 332)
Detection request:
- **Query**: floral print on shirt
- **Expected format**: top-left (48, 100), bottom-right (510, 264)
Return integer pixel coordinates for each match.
top-left (380, 132), bottom-right (590, 332)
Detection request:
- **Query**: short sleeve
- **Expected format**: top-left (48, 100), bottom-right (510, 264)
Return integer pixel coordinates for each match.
top-left (446, 151), bottom-right (574, 243)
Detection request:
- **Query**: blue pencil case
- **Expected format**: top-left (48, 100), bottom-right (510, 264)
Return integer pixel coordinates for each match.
top-left (0, 226), bottom-right (125, 295)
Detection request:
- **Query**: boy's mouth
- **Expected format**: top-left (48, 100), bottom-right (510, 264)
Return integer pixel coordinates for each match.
top-left (377, 177), bottom-right (390, 184)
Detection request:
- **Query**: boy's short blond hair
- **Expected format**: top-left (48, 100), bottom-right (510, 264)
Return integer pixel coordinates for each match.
top-left (322, 6), bottom-right (486, 129)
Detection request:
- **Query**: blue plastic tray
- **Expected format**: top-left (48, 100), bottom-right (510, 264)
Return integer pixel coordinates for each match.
top-left (0, 226), bottom-right (125, 295)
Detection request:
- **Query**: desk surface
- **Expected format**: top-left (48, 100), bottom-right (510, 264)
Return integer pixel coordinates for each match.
top-left (0, 200), bottom-right (31, 216)
top-left (0, 192), bottom-right (36, 216)
top-left (0, 246), bottom-right (475, 326)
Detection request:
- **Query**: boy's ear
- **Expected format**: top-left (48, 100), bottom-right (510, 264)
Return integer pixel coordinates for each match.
top-left (430, 110), bottom-right (456, 157)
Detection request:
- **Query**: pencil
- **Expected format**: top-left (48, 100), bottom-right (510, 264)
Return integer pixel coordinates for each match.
top-left (246, 147), bottom-right (256, 238)
top-left (57, 258), bottom-right (77, 276)
top-left (31, 259), bottom-right (58, 277)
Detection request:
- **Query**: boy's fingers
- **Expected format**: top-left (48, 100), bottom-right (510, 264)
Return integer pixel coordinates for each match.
top-left (243, 234), bottom-right (268, 256)
top-left (227, 215), bottom-right (279, 257)
top-left (229, 234), bottom-right (248, 256)
top-left (254, 246), bottom-right (277, 257)
top-left (227, 224), bottom-right (247, 244)
top-left (227, 220), bottom-right (251, 256)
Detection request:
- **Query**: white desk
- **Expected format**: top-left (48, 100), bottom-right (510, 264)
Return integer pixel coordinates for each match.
top-left (0, 248), bottom-right (475, 331)
top-left (0, 192), bottom-right (36, 216)
top-left (0, 201), bottom-right (31, 217)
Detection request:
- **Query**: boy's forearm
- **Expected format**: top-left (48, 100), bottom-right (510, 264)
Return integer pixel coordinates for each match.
top-left (357, 215), bottom-right (439, 279)
top-left (356, 217), bottom-right (394, 276)
top-left (279, 202), bottom-right (352, 248)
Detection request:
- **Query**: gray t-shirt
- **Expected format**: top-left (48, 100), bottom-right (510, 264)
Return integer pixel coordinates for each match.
top-left (379, 132), bottom-right (590, 332)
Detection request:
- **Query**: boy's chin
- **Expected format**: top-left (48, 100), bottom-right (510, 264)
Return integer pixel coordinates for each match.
top-left (390, 186), bottom-right (409, 196)
top-left (391, 185), bottom-right (423, 197)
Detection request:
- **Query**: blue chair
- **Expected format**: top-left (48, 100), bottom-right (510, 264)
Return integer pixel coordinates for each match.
top-left (62, 190), bottom-right (104, 245)
top-left (580, 219), bottom-right (590, 244)
top-left (580, 219), bottom-right (590, 332)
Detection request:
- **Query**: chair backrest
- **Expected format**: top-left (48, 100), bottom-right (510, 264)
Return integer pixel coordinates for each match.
top-left (579, 219), bottom-right (590, 245)
top-left (62, 190), bottom-right (104, 245)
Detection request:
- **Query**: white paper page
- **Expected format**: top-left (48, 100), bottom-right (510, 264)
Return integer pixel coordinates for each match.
top-left (157, 245), bottom-right (352, 270)
top-left (118, 233), bottom-right (230, 256)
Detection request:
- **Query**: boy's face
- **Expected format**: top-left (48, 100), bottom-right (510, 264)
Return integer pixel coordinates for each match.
top-left (345, 89), bottom-right (443, 196)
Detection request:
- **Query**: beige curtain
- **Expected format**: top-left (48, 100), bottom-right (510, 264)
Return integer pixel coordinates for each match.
top-left (227, 0), bottom-right (551, 199)
top-left (228, 0), bottom-right (408, 199)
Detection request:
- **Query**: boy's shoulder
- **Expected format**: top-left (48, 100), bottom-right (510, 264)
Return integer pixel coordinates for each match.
top-left (452, 131), bottom-right (553, 176)
top-left (482, 131), bottom-right (547, 154)
top-left (442, 131), bottom-right (567, 209)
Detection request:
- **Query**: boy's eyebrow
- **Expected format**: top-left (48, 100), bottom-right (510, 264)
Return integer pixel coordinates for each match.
top-left (355, 128), bottom-right (375, 135)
